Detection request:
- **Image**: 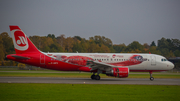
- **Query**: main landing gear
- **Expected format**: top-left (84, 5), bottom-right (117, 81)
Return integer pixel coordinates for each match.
top-left (91, 73), bottom-right (100, 80)
top-left (149, 71), bottom-right (154, 81)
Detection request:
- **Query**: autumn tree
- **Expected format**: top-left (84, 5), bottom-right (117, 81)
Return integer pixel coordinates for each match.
top-left (158, 37), bottom-right (169, 50)
top-left (73, 36), bottom-right (82, 41)
top-left (174, 50), bottom-right (180, 57)
top-left (79, 39), bottom-right (89, 52)
top-left (47, 34), bottom-right (55, 39)
top-left (150, 41), bottom-right (156, 46)
top-left (143, 43), bottom-right (150, 52)
top-left (0, 35), bottom-right (5, 61)
top-left (113, 44), bottom-right (126, 53)
top-left (100, 44), bottom-right (110, 53)
top-left (29, 36), bottom-right (41, 49)
top-left (171, 39), bottom-right (180, 52)
top-left (156, 38), bottom-right (180, 57)
top-left (0, 32), bottom-right (14, 54)
top-left (89, 36), bottom-right (113, 47)
top-left (88, 42), bottom-right (100, 53)
top-left (57, 34), bottom-right (65, 51)
top-left (64, 37), bottom-right (74, 52)
top-left (126, 41), bottom-right (144, 53)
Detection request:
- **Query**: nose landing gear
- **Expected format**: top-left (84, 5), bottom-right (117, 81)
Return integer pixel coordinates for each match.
top-left (149, 71), bottom-right (154, 81)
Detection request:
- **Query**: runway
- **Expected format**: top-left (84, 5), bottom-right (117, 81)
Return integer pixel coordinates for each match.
top-left (0, 77), bottom-right (179, 85)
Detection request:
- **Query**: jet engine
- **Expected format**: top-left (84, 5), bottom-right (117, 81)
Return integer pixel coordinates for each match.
top-left (106, 67), bottom-right (129, 78)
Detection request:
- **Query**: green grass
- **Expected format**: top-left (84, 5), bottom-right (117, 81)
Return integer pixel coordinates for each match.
top-left (0, 71), bottom-right (180, 78)
top-left (0, 83), bottom-right (179, 101)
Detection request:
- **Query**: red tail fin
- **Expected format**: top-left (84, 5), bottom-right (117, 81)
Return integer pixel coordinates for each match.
top-left (9, 25), bottom-right (40, 54)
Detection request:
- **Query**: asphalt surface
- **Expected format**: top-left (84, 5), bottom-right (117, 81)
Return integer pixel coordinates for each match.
top-left (0, 77), bottom-right (179, 85)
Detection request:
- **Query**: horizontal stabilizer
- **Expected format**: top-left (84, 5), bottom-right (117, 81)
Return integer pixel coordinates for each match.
top-left (11, 55), bottom-right (30, 60)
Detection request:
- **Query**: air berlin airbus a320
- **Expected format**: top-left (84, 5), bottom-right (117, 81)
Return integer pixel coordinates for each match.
top-left (6, 26), bottom-right (174, 81)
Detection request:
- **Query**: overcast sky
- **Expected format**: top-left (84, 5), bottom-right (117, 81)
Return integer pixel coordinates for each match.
top-left (0, 0), bottom-right (180, 45)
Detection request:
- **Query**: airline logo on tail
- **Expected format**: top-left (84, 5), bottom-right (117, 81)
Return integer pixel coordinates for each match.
top-left (11, 29), bottom-right (29, 51)
top-left (16, 36), bottom-right (27, 46)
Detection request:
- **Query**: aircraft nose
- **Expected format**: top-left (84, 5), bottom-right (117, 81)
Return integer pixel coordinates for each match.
top-left (168, 62), bottom-right (174, 69)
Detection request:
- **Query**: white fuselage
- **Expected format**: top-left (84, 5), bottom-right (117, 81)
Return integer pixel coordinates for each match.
top-left (44, 53), bottom-right (174, 72)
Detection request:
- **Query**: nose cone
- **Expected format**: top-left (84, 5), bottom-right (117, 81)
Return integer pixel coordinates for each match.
top-left (168, 62), bottom-right (174, 70)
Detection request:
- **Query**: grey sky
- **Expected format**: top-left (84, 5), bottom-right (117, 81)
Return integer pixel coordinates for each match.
top-left (0, 0), bottom-right (180, 45)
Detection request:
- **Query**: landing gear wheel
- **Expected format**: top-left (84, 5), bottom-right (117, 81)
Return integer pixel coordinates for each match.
top-left (150, 77), bottom-right (154, 81)
top-left (95, 75), bottom-right (100, 80)
top-left (91, 75), bottom-right (95, 80)
top-left (149, 71), bottom-right (154, 81)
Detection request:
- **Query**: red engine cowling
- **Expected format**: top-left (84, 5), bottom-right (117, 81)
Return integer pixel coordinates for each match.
top-left (106, 67), bottom-right (129, 78)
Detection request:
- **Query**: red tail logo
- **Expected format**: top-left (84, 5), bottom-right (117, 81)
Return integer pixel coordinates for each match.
top-left (10, 25), bottom-right (40, 54)
top-left (15, 32), bottom-right (28, 47)
top-left (12, 30), bottom-right (29, 51)
top-left (16, 36), bottom-right (27, 46)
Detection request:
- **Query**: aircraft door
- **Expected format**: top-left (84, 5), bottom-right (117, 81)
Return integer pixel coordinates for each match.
top-left (40, 54), bottom-right (45, 64)
top-left (150, 55), bottom-right (156, 66)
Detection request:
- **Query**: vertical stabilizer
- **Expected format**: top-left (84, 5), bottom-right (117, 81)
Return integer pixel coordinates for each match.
top-left (9, 25), bottom-right (40, 54)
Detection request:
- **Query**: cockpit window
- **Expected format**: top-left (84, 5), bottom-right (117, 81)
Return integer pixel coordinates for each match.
top-left (161, 58), bottom-right (167, 61)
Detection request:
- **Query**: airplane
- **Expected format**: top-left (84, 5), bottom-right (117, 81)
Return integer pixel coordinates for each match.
top-left (6, 25), bottom-right (174, 81)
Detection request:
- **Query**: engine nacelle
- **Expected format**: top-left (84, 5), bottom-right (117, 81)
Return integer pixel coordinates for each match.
top-left (106, 67), bottom-right (129, 78)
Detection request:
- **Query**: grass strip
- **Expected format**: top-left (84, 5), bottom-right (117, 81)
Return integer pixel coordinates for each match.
top-left (0, 72), bottom-right (180, 78)
top-left (0, 83), bottom-right (179, 101)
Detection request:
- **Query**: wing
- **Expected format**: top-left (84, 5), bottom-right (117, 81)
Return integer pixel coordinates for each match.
top-left (86, 60), bottom-right (120, 71)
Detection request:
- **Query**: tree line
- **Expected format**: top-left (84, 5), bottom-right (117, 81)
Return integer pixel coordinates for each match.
top-left (0, 32), bottom-right (180, 66)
